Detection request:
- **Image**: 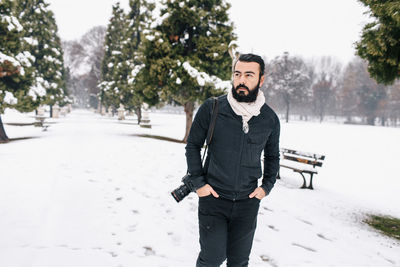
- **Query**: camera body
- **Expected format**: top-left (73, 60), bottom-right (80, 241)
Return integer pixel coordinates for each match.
top-left (171, 174), bottom-right (195, 202)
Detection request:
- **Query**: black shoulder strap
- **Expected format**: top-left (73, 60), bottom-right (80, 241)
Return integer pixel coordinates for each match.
top-left (201, 97), bottom-right (218, 165)
top-left (206, 97), bottom-right (219, 145)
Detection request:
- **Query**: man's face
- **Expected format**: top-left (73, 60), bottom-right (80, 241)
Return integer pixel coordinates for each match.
top-left (232, 61), bottom-right (265, 103)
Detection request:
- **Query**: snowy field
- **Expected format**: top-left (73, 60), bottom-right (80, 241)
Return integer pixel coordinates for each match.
top-left (0, 108), bottom-right (399, 267)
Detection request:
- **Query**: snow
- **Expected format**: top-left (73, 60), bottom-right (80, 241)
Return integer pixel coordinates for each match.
top-left (182, 61), bottom-right (231, 91)
top-left (2, 15), bottom-right (23, 32)
top-left (128, 64), bottom-right (144, 84)
top-left (24, 37), bottom-right (39, 46)
top-left (150, 11), bottom-right (170, 28)
top-left (3, 92), bottom-right (18, 105)
top-left (0, 52), bottom-right (22, 69)
top-left (28, 79), bottom-right (46, 101)
top-left (51, 48), bottom-right (61, 56)
top-left (0, 109), bottom-right (399, 266)
top-left (145, 35), bottom-right (155, 41)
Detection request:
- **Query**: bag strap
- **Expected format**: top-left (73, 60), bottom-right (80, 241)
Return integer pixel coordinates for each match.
top-left (201, 97), bottom-right (218, 165)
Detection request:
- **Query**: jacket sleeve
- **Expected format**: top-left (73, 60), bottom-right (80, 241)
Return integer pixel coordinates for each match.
top-left (185, 98), bottom-right (213, 191)
top-left (261, 115), bottom-right (280, 195)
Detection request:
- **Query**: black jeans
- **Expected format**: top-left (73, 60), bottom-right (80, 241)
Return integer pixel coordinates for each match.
top-left (196, 195), bottom-right (260, 267)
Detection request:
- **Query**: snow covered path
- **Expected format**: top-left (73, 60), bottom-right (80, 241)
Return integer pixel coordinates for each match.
top-left (0, 110), bottom-right (399, 267)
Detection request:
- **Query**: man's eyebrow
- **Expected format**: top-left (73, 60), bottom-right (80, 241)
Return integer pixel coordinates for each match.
top-left (234, 70), bottom-right (256, 74)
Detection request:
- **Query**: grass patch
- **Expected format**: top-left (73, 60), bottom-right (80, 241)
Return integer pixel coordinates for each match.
top-left (364, 214), bottom-right (400, 241)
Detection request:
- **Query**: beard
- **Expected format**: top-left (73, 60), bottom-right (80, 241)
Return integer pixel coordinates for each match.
top-left (231, 81), bottom-right (260, 103)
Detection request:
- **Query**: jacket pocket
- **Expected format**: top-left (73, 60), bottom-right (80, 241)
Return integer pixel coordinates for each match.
top-left (242, 132), bottom-right (266, 167)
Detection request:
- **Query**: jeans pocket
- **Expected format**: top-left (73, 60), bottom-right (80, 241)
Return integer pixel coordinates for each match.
top-left (198, 213), bottom-right (214, 232)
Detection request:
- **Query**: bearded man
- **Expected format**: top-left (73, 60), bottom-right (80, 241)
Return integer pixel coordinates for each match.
top-left (185, 53), bottom-right (280, 267)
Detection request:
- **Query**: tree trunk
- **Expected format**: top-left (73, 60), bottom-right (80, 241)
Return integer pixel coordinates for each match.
top-left (319, 111), bottom-right (324, 123)
top-left (135, 107), bottom-right (142, 125)
top-left (183, 101), bottom-right (194, 143)
top-left (50, 105), bottom-right (53, 118)
top-left (366, 115), bottom-right (375, 125)
top-left (0, 114), bottom-right (9, 143)
top-left (285, 101), bottom-right (290, 123)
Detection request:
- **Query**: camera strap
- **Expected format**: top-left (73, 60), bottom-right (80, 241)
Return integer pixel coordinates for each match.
top-left (201, 97), bottom-right (219, 166)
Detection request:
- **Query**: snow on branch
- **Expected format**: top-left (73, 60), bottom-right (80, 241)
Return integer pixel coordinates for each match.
top-left (181, 61), bottom-right (230, 90)
top-left (128, 64), bottom-right (145, 84)
top-left (4, 92), bottom-right (18, 105)
top-left (1, 15), bottom-right (23, 32)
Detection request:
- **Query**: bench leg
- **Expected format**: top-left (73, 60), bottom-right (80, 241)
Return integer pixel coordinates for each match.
top-left (308, 173), bottom-right (314, 190)
top-left (298, 172), bottom-right (307, 189)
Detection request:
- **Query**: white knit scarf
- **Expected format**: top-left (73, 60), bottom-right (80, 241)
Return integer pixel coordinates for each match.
top-left (227, 89), bottom-right (265, 133)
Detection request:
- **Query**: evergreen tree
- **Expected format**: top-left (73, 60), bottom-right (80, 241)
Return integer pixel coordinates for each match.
top-left (117, 0), bottom-right (155, 122)
top-left (99, 2), bottom-right (127, 112)
top-left (140, 0), bottom-right (236, 142)
top-left (17, 0), bottom-right (67, 116)
top-left (265, 52), bottom-right (310, 123)
top-left (0, 0), bottom-right (36, 142)
top-left (356, 0), bottom-right (400, 84)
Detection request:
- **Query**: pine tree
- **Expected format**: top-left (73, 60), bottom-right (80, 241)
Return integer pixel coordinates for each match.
top-left (140, 0), bottom-right (236, 142)
top-left (356, 0), bottom-right (400, 84)
top-left (113, 0), bottom-right (155, 122)
top-left (17, 0), bottom-right (67, 117)
top-left (99, 2), bottom-right (127, 113)
top-left (0, 0), bottom-right (36, 142)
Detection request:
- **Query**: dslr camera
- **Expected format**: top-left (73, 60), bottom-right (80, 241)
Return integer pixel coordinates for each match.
top-left (171, 174), bottom-right (195, 202)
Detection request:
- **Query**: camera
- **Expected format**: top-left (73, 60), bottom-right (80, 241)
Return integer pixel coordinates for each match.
top-left (171, 174), bottom-right (195, 202)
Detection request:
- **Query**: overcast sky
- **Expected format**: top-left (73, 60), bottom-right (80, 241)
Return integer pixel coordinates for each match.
top-left (47, 0), bottom-right (370, 65)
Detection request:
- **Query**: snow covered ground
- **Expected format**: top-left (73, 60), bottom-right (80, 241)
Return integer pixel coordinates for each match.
top-left (0, 108), bottom-right (399, 267)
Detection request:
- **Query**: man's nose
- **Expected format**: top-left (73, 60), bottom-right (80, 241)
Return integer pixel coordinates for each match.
top-left (238, 75), bottom-right (246, 84)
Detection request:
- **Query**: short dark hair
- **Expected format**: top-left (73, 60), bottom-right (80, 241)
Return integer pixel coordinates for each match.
top-left (234, 53), bottom-right (265, 76)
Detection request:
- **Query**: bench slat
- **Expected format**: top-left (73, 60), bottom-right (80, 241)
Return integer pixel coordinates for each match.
top-left (283, 155), bottom-right (323, 167)
top-left (280, 160), bottom-right (319, 173)
top-left (281, 148), bottom-right (325, 160)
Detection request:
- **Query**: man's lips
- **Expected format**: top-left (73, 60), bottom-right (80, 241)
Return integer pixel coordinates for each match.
top-left (237, 88), bottom-right (249, 94)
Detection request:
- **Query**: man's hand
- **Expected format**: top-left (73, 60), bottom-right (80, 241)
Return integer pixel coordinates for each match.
top-left (196, 184), bottom-right (219, 198)
top-left (249, 187), bottom-right (266, 200)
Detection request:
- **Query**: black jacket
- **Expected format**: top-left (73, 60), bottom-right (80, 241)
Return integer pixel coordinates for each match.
top-left (185, 95), bottom-right (280, 200)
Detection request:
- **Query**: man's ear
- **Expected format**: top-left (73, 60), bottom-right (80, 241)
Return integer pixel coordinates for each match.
top-left (259, 75), bottom-right (265, 87)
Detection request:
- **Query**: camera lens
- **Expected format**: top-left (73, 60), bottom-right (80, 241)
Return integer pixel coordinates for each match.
top-left (171, 184), bottom-right (191, 202)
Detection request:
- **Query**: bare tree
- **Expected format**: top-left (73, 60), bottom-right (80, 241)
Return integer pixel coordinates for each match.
top-left (311, 57), bottom-right (342, 122)
top-left (265, 52), bottom-right (310, 122)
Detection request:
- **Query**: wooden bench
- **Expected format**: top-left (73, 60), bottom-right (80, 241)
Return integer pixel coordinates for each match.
top-left (278, 148), bottom-right (325, 189)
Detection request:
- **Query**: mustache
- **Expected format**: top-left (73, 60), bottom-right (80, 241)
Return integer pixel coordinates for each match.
top-left (235, 84), bottom-right (249, 91)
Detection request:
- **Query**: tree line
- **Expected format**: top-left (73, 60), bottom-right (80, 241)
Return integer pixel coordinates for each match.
top-left (0, 0), bottom-right (68, 142)
top-left (1, 0), bottom-right (399, 143)
top-left (263, 53), bottom-right (400, 126)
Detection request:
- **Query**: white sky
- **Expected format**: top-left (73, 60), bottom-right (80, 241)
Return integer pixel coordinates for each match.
top-left (46, 0), bottom-right (370, 64)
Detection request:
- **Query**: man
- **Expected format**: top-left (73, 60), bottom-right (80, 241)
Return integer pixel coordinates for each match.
top-left (185, 53), bottom-right (280, 266)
